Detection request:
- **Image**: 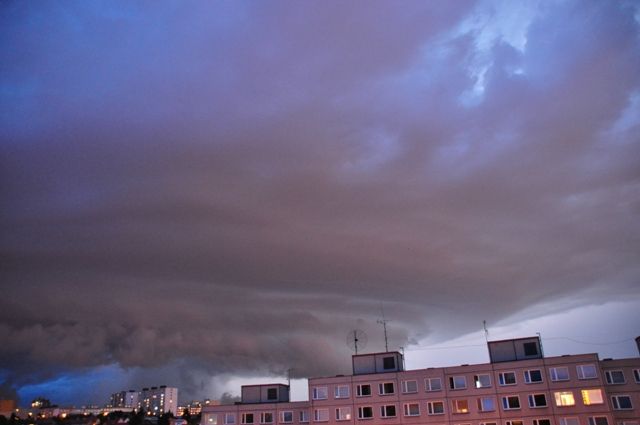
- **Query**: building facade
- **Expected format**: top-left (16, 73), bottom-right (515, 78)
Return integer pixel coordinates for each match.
top-left (109, 386), bottom-right (178, 415)
top-left (201, 337), bottom-right (639, 425)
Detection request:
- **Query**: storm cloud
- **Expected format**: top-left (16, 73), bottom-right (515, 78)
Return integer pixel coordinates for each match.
top-left (1, 0), bottom-right (639, 404)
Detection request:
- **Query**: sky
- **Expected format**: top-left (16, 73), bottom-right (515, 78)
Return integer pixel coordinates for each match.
top-left (1, 0), bottom-right (640, 408)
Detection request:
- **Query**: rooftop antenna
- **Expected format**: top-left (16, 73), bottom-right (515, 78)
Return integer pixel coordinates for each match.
top-left (347, 330), bottom-right (368, 355)
top-left (483, 320), bottom-right (489, 342)
top-left (287, 368), bottom-right (293, 387)
top-left (377, 303), bottom-right (390, 352)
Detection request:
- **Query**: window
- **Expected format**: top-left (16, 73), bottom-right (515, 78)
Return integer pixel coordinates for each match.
top-left (280, 412), bottom-right (292, 423)
top-left (450, 376), bottom-right (467, 390)
top-left (403, 403), bottom-right (420, 417)
top-left (299, 412), bottom-right (309, 423)
top-left (402, 380), bottom-right (418, 393)
top-left (207, 415), bottom-right (218, 425)
top-left (380, 405), bottom-right (396, 418)
top-left (550, 367), bottom-right (570, 381)
top-left (357, 407), bottom-right (373, 420)
top-left (261, 413), bottom-right (273, 424)
top-left (524, 342), bottom-right (539, 356)
top-left (452, 399), bottom-right (469, 414)
top-left (605, 371), bottom-right (625, 384)
top-left (525, 370), bottom-right (543, 384)
top-left (506, 421), bottom-right (524, 425)
top-left (554, 392), bottom-right (575, 407)
top-left (499, 372), bottom-right (517, 386)
top-left (480, 422), bottom-right (497, 425)
top-left (335, 407), bottom-right (352, 421)
top-left (581, 389), bottom-right (603, 405)
top-left (477, 396), bottom-right (495, 412)
top-left (378, 382), bottom-right (395, 395)
top-left (588, 418), bottom-right (608, 425)
top-left (427, 401), bottom-right (445, 415)
top-left (534, 420), bottom-right (551, 425)
top-left (314, 409), bottom-right (328, 423)
top-left (242, 414), bottom-right (254, 425)
top-left (225, 414), bottom-right (236, 425)
top-left (634, 369), bottom-right (640, 383)
top-left (577, 365), bottom-right (598, 380)
top-left (267, 388), bottom-right (278, 400)
top-left (334, 385), bottom-right (349, 399)
top-left (383, 356), bottom-right (396, 370)
top-left (528, 394), bottom-right (548, 408)
top-left (560, 418), bottom-right (580, 425)
top-left (502, 396), bottom-right (521, 410)
top-left (426, 377), bottom-right (442, 391)
top-left (475, 374), bottom-right (492, 388)
top-left (312, 387), bottom-right (328, 400)
top-left (356, 384), bottom-right (371, 397)
top-left (611, 395), bottom-right (633, 410)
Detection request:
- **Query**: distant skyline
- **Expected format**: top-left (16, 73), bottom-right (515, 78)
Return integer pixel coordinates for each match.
top-left (2, 0), bottom-right (640, 407)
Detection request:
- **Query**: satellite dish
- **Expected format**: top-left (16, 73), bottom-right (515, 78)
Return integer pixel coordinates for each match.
top-left (346, 330), bottom-right (368, 355)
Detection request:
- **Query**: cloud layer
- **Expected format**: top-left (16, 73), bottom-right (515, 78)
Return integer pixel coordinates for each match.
top-left (1, 0), bottom-right (639, 404)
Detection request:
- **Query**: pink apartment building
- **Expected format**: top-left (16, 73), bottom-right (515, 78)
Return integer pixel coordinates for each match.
top-left (201, 337), bottom-right (640, 425)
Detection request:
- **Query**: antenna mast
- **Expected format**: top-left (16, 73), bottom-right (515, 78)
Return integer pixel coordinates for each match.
top-left (483, 320), bottom-right (489, 342)
top-left (378, 304), bottom-right (390, 352)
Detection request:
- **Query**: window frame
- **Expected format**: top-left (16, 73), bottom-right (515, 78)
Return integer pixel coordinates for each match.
top-left (312, 386), bottom-right (328, 400)
top-left (379, 405), bottom-right (397, 419)
top-left (425, 377), bottom-right (442, 391)
top-left (452, 399), bottom-right (470, 414)
top-left (279, 412), bottom-right (293, 424)
top-left (550, 367), bottom-right (570, 382)
top-left (611, 395), bottom-right (633, 410)
top-left (499, 371), bottom-right (517, 386)
top-left (581, 389), bottom-right (604, 405)
top-left (313, 409), bottom-right (328, 423)
top-left (335, 407), bottom-right (352, 421)
top-left (357, 407), bottom-right (373, 420)
top-left (241, 414), bottom-right (254, 425)
top-left (334, 385), bottom-right (350, 399)
top-left (528, 393), bottom-right (548, 408)
top-left (260, 413), bottom-right (274, 424)
top-left (525, 369), bottom-right (543, 384)
top-left (356, 384), bottom-right (372, 397)
top-left (502, 395), bottom-right (521, 410)
top-left (506, 420), bottom-right (524, 425)
top-left (588, 417), bottom-right (608, 425)
top-left (403, 403), bottom-right (420, 417)
top-left (605, 370), bottom-right (626, 385)
top-left (560, 418), bottom-right (580, 425)
top-left (427, 400), bottom-right (445, 415)
top-left (577, 365), bottom-right (598, 380)
top-left (554, 391), bottom-right (576, 407)
top-left (225, 414), bottom-right (237, 425)
top-left (633, 369), bottom-right (640, 383)
top-left (449, 375), bottom-right (468, 390)
top-left (533, 419), bottom-right (552, 425)
top-left (299, 411), bottom-right (309, 423)
top-left (474, 374), bottom-right (492, 388)
top-left (378, 382), bottom-right (395, 395)
top-left (477, 396), bottom-right (496, 412)
top-left (401, 379), bottom-right (418, 394)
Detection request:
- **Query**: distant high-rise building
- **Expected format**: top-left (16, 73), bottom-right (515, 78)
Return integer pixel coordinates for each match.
top-left (110, 386), bottom-right (177, 414)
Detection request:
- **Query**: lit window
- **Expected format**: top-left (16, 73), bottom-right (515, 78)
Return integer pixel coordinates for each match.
top-left (357, 407), bottom-right (373, 420)
top-left (312, 387), bottom-right (328, 400)
top-left (611, 395), bottom-right (633, 410)
top-left (554, 392), bottom-right (575, 407)
top-left (577, 365), bottom-right (598, 380)
top-left (261, 413), bottom-right (273, 424)
top-left (242, 414), bottom-right (254, 424)
top-left (314, 409), bottom-right (328, 422)
top-left (450, 376), bottom-right (467, 390)
top-left (477, 396), bottom-right (495, 412)
top-left (356, 384), bottom-right (371, 397)
top-left (427, 401), bottom-right (445, 415)
top-left (426, 377), bottom-right (442, 391)
top-left (528, 394), bottom-right (548, 408)
top-left (403, 403), bottom-right (420, 417)
top-left (379, 405), bottom-right (396, 418)
top-left (534, 420), bottom-right (551, 425)
top-left (605, 371), bottom-right (625, 385)
top-left (280, 412), bottom-right (292, 423)
top-left (502, 396), bottom-right (520, 410)
top-left (334, 385), bottom-right (349, 399)
top-left (208, 415), bottom-right (219, 425)
top-left (525, 370), bottom-right (543, 384)
top-left (378, 382), bottom-right (395, 395)
top-left (299, 411), bottom-right (309, 423)
top-left (453, 399), bottom-right (469, 414)
top-left (581, 389), bottom-right (603, 405)
top-left (499, 372), bottom-right (517, 386)
top-left (550, 367), bottom-right (570, 382)
top-left (225, 414), bottom-right (236, 424)
top-left (402, 380), bottom-right (418, 393)
top-left (335, 407), bottom-right (351, 421)
top-left (474, 374), bottom-right (491, 388)
top-left (588, 417), bottom-right (608, 425)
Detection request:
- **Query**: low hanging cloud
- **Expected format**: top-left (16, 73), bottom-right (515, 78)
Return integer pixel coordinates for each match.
top-left (1, 0), bottom-right (639, 403)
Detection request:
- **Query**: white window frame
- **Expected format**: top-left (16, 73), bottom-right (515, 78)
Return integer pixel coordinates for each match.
top-left (357, 407), bottom-right (373, 420)
top-left (335, 407), bottom-right (352, 421)
top-left (524, 369), bottom-right (543, 384)
top-left (502, 395), bottom-right (521, 410)
top-left (225, 414), bottom-right (236, 425)
top-left (403, 403), bottom-right (420, 417)
top-left (560, 418), bottom-right (580, 425)
top-left (528, 393), bottom-right (548, 408)
top-left (449, 376), bottom-right (467, 390)
top-left (241, 414), bottom-right (254, 425)
top-left (550, 367), bottom-right (570, 382)
top-left (401, 379), bottom-right (418, 394)
top-left (577, 365), bottom-right (598, 380)
top-left (499, 372), bottom-right (517, 386)
top-left (588, 417), bottom-right (608, 425)
top-left (313, 409), bottom-right (328, 423)
top-left (506, 421), bottom-right (524, 425)
top-left (427, 401), bottom-right (445, 415)
top-left (312, 386), bottom-right (328, 400)
top-left (611, 395), bottom-right (633, 410)
top-left (452, 399), bottom-right (469, 414)
top-left (260, 413), bottom-right (274, 424)
top-left (356, 384), bottom-right (371, 397)
top-left (474, 374), bottom-right (492, 388)
top-left (379, 405), bottom-right (397, 418)
top-left (334, 385), bottom-right (349, 399)
top-left (480, 422), bottom-right (497, 425)
top-left (299, 411), bottom-right (309, 423)
top-left (425, 377), bottom-right (442, 391)
top-left (605, 370), bottom-right (625, 385)
top-left (477, 396), bottom-right (495, 412)
top-left (279, 412), bottom-right (293, 424)
top-left (554, 391), bottom-right (576, 407)
top-left (378, 382), bottom-right (395, 395)
top-left (533, 420), bottom-right (552, 425)
top-left (633, 369), bottom-right (640, 383)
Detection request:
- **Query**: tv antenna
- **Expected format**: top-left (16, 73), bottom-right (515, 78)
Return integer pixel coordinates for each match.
top-left (347, 330), bottom-right (368, 355)
top-left (378, 304), bottom-right (390, 352)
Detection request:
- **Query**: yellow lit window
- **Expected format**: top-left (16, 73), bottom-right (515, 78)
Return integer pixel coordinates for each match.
top-left (581, 389), bottom-right (603, 405)
top-left (555, 392), bottom-right (575, 407)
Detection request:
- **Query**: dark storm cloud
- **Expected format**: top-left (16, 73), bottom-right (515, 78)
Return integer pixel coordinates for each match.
top-left (1, 0), bottom-right (639, 402)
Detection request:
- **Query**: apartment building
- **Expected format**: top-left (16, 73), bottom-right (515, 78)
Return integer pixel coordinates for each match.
top-left (109, 386), bottom-right (178, 414)
top-left (201, 337), bottom-right (639, 425)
